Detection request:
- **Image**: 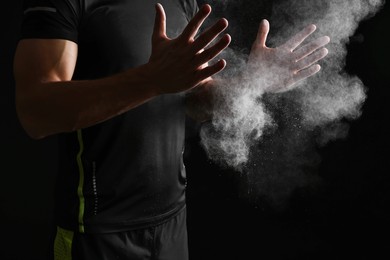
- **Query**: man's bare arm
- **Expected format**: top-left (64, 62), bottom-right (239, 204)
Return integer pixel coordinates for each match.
top-left (14, 4), bottom-right (230, 139)
top-left (14, 39), bottom-right (159, 139)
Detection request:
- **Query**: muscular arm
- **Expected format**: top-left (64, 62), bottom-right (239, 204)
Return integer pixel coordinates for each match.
top-left (14, 39), bottom-right (158, 139)
top-left (14, 4), bottom-right (230, 139)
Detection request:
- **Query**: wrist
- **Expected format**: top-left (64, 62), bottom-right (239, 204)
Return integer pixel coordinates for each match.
top-left (136, 63), bottom-right (163, 96)
top-left (119, 64), bottom-right (161, 98)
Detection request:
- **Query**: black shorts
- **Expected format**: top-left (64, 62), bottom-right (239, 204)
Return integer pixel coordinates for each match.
top-left (53, 207), bottom-right (188, 260)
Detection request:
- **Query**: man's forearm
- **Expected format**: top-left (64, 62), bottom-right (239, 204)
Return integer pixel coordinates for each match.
top-left (16, 65), bottom-right (157, 139)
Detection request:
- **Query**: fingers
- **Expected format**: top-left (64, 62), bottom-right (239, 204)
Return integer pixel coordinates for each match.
top-left (181, 4), bottom-right (212, 41)
top-left (196, 59), bottom-right (227, 82)
top-left (153, 3), bottom-right (167, 42)
top-left (293, 36), bottom-right (330, 61)
top-left (191, 18), bottom-right (229, 53)
top-left (293, 64), bottom-right (321, 84)
top-left (281, 24), bottom-right (316, 51)
top-left (194, 34), bottom-right (231, 67)
top-left (295, 47), bottom-right (328, 71)
top-left (255, 19), bottom-right (270, 47)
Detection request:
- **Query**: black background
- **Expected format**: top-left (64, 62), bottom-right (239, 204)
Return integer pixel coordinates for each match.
top-left (1, 1), bottom-right (389, 259)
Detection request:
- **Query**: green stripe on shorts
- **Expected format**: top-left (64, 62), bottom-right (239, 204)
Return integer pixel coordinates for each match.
top-left (54, 226), bottom-right (74, 260)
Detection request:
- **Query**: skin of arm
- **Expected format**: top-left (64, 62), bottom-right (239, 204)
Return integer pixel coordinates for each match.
top-left (14, 39), bottom-right (159, 139)
top-left (14, 4), bottom-right (230, 139)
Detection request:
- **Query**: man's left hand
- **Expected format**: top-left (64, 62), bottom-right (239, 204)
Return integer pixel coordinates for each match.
top-left (247, 19), bottom-right (330, 93)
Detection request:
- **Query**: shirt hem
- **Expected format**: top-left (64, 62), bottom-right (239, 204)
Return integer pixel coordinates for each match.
top-left (61, 202), bottom-right (187, 234)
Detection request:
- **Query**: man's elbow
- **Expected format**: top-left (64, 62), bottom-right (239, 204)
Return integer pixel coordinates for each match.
top-left (15, 98), bottom-right (48, 140)
top-left (16, 109), bottom-right (46, 140)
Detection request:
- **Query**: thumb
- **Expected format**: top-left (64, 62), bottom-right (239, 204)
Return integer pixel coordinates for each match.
top-left (153, 3), bottom-right (167, 41)
top-left (256, 19), bottom-right (270, 47)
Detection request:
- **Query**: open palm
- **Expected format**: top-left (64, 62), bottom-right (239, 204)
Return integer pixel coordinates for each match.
top-left (248, 20), bottom-right (330, 93)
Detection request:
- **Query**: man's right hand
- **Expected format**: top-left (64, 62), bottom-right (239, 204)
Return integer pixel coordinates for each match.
top-left (13, 4), bottom-right (230, 139)
top-left (145, 4), bottom-right (231, 94)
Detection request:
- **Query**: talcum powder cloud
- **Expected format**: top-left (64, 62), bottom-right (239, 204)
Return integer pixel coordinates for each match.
top-left (200, 0), bottom-right (385, 169)
top-left (198, 0), bottom-right (384, 206)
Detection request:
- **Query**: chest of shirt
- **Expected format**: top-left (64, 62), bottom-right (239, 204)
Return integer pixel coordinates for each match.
top-left (75, 0), bottom-right (190, 77)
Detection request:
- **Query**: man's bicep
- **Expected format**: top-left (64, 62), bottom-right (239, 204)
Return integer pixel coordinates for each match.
top-left (14, 39), bottom-right (78, 89)
top-left (17, 0), bottom-right (81, 87)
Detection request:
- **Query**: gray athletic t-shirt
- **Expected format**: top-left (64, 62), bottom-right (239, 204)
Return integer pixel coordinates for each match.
top-left (21, 0), bottom-right (198, 233)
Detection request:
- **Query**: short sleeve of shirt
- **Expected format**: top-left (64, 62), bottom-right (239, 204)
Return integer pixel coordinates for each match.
top-left (181, 0), bottom-right (199, 21)
top-left (189, 0), bottom-right (199, 19)
top-left (21, 0), bottom-right (81, 43)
